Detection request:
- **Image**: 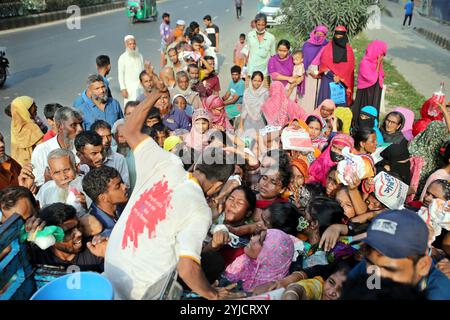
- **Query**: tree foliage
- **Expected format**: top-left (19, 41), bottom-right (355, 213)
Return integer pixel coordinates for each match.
top-left (278, 0), bottom-right (380, 48)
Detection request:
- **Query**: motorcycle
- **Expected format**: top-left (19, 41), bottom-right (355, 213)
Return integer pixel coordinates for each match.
top-left (0, 47), bottom-right (9, 88)
top-left (126, 0), bottom-right (157, 24)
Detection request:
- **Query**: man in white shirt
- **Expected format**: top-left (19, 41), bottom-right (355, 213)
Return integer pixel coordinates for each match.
top-left (35, 148), bottom-right (89, 218)
top-left (90, 120), bottom-right (130, 187)
top-left (118, 35), bottom-right (145, 106)
top-left (31, 107), bottom-right (83, 187)
top-left (104, 84), bottom-right (241, 300)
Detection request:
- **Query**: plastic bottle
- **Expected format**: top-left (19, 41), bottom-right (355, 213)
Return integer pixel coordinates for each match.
top-left (429, 82), bottom-right (446, 117)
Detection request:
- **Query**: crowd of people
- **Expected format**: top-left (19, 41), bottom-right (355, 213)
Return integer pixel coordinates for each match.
top-left (1, 10), bottom-right (449, 300)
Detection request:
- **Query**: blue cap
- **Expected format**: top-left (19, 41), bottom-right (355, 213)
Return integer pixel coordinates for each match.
top-left (365, 209), bottom-right (428, 259)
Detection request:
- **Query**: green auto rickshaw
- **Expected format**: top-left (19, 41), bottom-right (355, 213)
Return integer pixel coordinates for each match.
top-left (126, 0), bottom-right (158, 24)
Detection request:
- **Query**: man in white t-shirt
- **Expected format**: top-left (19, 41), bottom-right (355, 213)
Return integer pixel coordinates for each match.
top-left (104, 84), bottom-right (241, 300)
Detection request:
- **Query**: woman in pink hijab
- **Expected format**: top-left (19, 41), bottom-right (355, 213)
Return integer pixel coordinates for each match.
top-left (202, 95), bottom-right (233, 131)
top-left (313, 99), bottom-right (336, 134)
top-left (222, 229), bottom-right (294, 292)
top-left (352, 40), bottom-right (388, 122)
top-left (307, 133), bottom-right (354, 186)
top-left (261, 81), bottom-right (306, 127)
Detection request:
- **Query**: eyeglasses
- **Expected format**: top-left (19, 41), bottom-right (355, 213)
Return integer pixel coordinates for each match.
top-left (385, 119), bottom-right (400, 125)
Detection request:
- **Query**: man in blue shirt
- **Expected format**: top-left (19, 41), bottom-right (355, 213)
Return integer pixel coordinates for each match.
top-left (346, 209), bottom-right (450, 300)
top-left (403, 0), bottom-right (414, 27)
top-left (222, 65), bottom-right (245, 125)
top-left (154, 89), bottom-right (191, 132)
top-left (75, 75), bottom-right (123, 131)
top-left (82, 166), bottom-right (128, 237)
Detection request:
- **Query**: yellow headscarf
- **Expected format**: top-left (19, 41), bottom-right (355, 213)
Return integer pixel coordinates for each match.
top-left (334, 107), bottom-right (353, 135)
top-left (10, 96), bottom-right (43, 165)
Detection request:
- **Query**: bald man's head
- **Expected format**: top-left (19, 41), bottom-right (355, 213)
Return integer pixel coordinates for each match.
top-left (159, 66), bottom-right (176, 87)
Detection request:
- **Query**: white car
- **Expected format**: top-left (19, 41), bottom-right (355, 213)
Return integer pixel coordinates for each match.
top-left (258, 0), bottom-right (286, 26)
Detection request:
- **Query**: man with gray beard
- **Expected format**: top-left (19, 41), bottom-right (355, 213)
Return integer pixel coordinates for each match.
top-left (0, 131), bottom-right (22, 190)
top-left (76, 75), bottom-right (123, 131)
top-left (118, 35), bottom-right (145, 105)
top-left (31, 107), bottom-right (83, 187)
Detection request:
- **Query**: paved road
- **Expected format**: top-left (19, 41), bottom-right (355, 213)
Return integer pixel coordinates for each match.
top-left (365, 1), bottom-right (450, 98)
top-left (0, 0), bottom-right (260, 152)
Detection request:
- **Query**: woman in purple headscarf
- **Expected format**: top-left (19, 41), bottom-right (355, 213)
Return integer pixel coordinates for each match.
top-left (301, 25), bottom-right (329, 114)
top-left (268, 39), bottom-right (294, 88)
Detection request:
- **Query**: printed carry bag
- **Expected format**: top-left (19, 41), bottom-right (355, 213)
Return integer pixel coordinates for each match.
top-left (329, 82), bottom-right (346, 105)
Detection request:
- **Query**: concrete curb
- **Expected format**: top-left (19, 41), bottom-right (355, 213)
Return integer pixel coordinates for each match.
top-left (414, 27), bottom-right (450, 51)
top-left (0, 1), bottom-right (124, 31)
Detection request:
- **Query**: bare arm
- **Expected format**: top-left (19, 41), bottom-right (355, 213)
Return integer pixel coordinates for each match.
top-left (223, 94), bottom-right (240, 106)
top-left (177, 257), bottom-right (219, 299)
top-left (122, 88), bottom-right (165, 150)
top-left (222, 91), bottom-right (231, 101)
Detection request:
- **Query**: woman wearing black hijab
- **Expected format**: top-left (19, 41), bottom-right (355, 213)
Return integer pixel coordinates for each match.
top-left (377, 140), bottom-right (411, 185)
top-left (314, 26), bottom-right (355, 107)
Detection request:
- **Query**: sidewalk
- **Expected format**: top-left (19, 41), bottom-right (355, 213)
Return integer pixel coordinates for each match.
top-left (383, 0), bottom-right (450, 51)
top-left (364, 1), bottom-right (450, 100)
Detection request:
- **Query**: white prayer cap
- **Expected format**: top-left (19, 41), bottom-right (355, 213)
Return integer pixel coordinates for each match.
top-left (176, 19), bottom-right (186, 25)
top-left (124, 34), bottom-right (135, 42)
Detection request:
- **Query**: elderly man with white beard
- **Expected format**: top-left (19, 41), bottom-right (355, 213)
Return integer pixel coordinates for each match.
top-left (118, 35), bottom-right (145, 105)
top-left (31, 107), bottom-right (83, 187)
top-left (35, 148), bottom-right (90, 218)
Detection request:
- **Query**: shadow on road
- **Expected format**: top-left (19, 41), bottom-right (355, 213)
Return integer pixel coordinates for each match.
top-left (5, 64), bottom-right (53, 87)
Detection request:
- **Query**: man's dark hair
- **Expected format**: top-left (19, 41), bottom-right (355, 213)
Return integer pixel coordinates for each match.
top-left (0, 186), bottom-right (37, 211)
top-left (82, 166), bottom-right (121, 202)
top-left (189, 21), bottom-right (200, 31)
top-left (162, 12), bottom-right (170, 19)
top-left (195, 148), bottom-right (235, 183)
top-left (90, 119), bottom-right (111, 132)
top-left (125, 101), bottom-right (140, 112)
top-left (352, 128), bottom-right (376, 150)
top-left (139, 70), bottom-right (151, 82)
top-left (74, 131), bottom-right (102, 152)
top-left (204, 55), bottom-right (214, 61)
top-left (187, 64), bottom-right (199, 72)
top-left (147, 106), bottom-right (161, 120)
top-left (203, 15), bottom-right (212, 21)
top-left (306, 196), bottom-right (344, 234)
top-left (168, 47), bottom-right (177, 55)
top-left (39, 203), bottom-right (76, 226)
top-left (96, 55), bottom-right (110, 68)
top-left (43, 103), bottom-right (63, 120)
top-left (231, 65), bottom-right (242, 75)
top-left (240, 33), bottom-right (246, 39)
top-left (191, 35), bottom-right (204, 44)
top-left (152, 123), bottom-right (169, 134)
top-left (254, 13), bottom-right (267, 24)
top-left (141, 125), bottom-right (155, 136)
